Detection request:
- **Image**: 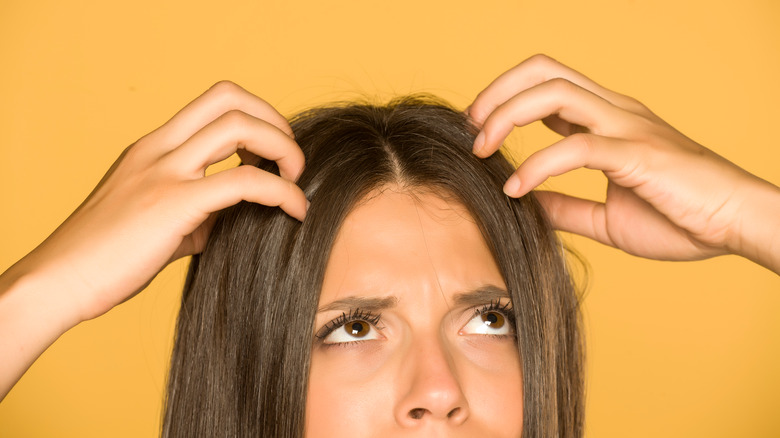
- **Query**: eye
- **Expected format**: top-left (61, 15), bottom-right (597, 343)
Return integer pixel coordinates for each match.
top-left (322, 319), bottom-right (382, 344)
top-left (315, 309), bottom-right (384, 345)
top-left (460, 306), bottom-right (514, 336)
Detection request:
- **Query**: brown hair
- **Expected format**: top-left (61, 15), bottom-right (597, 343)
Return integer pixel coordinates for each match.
top-left (162, 96), bottom-right (584, 437)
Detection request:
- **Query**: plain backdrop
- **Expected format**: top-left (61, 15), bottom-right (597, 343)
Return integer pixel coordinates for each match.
top-left (1, 0), bottom-right (779, 436)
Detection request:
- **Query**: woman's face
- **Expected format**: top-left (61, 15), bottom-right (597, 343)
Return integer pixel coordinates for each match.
top-left (305, 187), bottom-right (523, 437)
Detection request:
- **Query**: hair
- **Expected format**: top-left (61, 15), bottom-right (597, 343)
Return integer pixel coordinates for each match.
top-left (161, 95), bottom-right (584, 437)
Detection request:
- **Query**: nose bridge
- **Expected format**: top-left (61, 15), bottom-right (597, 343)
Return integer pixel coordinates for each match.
top-left (394, 328), bottom-right (470, 426)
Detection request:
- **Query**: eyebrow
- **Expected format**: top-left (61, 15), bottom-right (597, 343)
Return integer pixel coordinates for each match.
top-left (316, 285), bottom-right (510, 313)
top-left (317, 296), bottom-right (399, 313)
top-left (452, 285), bottom-right (511, 307)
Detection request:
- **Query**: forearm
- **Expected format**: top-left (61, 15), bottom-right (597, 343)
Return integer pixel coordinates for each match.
top-left (0, 260), bottom-right (83, 401)
top-left (729, 176), bottom-right (780, 274)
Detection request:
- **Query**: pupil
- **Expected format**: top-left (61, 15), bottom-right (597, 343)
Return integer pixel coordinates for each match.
top-left (485, 313), bottom-right (498, 325)
top-left (350, 322), bottom-right (365, 336)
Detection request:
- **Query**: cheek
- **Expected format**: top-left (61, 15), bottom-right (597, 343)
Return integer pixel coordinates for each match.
top-left (466, 360), bottom-right (524, 433)
top-left (305, 347), bottom-right (393, 437)
top-left (458, 337), bottom-right (524, 434)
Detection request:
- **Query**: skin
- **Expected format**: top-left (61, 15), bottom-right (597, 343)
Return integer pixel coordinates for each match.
top-left (0, 81), bottom-right (308, 398)
top-left (0, 54), bottom-right (777, 406)
top-left (305, 188), bottom-right (523, 437)
top-left (468, 54), bottom-right (780, 270)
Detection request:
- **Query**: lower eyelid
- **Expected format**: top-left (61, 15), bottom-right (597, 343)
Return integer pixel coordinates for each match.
top-left (320, 340), bottom-right (368, 349)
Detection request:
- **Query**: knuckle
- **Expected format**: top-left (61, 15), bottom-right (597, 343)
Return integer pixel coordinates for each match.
top-left (207, 80), bottom-right (245, 108)
top-left (547, 77), bottom-right (577, 94)
top-left (284, 179), bottom-right (296, 198)
top-left (528, 53), bottom-right (555, 66)
top-left (122, 142), bottom-right (141, 160)
top-left (623, 94), bottom-right (643, 108)
top-left (263, 178), bottom-right (292, 208)
top-left (625, 111), bottom-right (660, 140)
top-left (218, 109), bottom-right (250, 129)
top-left (570, 132), bottom-right (595, 156)
top-left (233, 164), bottom-right (258, 184)
top-left (209, 80), bottom-right (242, 95)
top-left (118, 140), bottom-right (152, 167)
top-left (620, 94), bottom-right (651, 114)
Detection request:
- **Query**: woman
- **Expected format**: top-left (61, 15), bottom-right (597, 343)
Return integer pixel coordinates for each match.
top-left (0, 55), bottom-right (777, 436)
top-left (161, 96), bottom-right (583, 436)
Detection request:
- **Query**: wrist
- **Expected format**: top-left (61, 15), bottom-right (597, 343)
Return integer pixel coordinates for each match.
top-left (0, 255), bottom-right (88, 343)
top-left (727, 176), bottom-right (780, 274)
top-left (0, 261), bottom-right (85, 399)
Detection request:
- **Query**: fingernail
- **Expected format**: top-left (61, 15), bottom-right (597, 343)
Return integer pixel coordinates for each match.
top-left (473, 131), bottom-right (485, 155)
top-left (503, 175), bottom-right (522, 197)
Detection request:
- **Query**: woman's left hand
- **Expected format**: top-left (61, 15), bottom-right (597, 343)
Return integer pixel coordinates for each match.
top-left (467, 54), bottom-right (780, 272)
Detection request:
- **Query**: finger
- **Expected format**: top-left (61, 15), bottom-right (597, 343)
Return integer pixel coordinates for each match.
top-left (475, 78), bottom-right (638, 157)
top-left (541, 114), bottom-right (587, 137)
top-left (172, 213), bottom-right (218, 259)
top-left (163, 109), bottom-right (305, 182)
top-left (185, 165), bottom-right (308, 222)
top-left (146, 81), bottom-right (294, 153)
top-left (503, 133), bottom-right (635, 197)
top-left (533, 190), bottom-right (613, 247)
top-left (468, 54), bottom-right (643, 125)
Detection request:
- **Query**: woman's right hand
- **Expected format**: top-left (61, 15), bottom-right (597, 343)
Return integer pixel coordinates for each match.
top-left (22, 80), bottom-right (307, 321)
top-left (0, 81), bottom-right (307, 398)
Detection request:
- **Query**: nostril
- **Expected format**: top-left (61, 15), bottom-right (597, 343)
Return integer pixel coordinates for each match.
top-left (408, 407), bottom-right (462, 420)
top-left (409, 408), bottom-right (427, 419)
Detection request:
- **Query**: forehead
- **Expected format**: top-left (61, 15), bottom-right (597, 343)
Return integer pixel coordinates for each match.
top-left (319, 186), bottom-right (506, 304)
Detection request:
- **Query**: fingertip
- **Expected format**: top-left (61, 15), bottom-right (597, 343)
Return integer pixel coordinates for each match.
top-left (466, 109), bottom-right (486, 129)
top-left (298, 199), bottom-right (311, 222)
top-left (278, 150), bottom-right (306, 183)
top-left (503, 174), bottom-right (523, 197)
top-left (472, 131), bottom-right (486, 156)
top-left (285, 200), bottom-right (307, 222)
top-left (301, 199), bottom-right (311, 221)
top-left (293, 165), bottom-right (305, 183)
top-left (295, 191), bottom-right (311, 222)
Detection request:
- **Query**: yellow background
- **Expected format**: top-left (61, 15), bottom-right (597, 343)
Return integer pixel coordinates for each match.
top-left (1, 0), bottom-right (779, 436)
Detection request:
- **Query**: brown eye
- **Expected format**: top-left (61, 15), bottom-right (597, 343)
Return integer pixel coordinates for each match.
top-left (481, 311), bottom-right (505, 329)
top-left (344, 320), bottom-right (370, 337)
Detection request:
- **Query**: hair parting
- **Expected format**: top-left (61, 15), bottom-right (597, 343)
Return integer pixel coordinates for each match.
top-left (162, 95), bottom-right (584, 437)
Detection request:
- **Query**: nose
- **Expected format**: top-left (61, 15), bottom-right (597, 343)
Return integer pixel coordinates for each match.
top-left (394, 335), bottom-right (470, 427)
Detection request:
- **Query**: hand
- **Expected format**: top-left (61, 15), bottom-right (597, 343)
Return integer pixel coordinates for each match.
top-left (0, 81), bottom-right (308, 399)
top-left (9, 80), bottom-right (308, 323)
top-left (467, 54), bottom-right (780, 271)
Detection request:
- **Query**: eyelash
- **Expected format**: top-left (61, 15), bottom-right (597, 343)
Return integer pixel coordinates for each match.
top-left (473, 299), bottom-right (515, 321)
top-left (314, 300), bottom-right (516, 346)
top-left (472, 299), bottom-right (517, 338)
top-left (314, 308), bottom-right (383, 342)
